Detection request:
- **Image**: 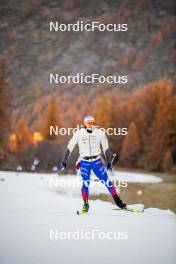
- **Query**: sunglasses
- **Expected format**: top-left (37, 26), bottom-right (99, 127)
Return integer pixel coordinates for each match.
top-left (85, 121), bottom-right (94, 127)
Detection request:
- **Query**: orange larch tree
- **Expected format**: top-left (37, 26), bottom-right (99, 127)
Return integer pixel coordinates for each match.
top-left (120, 122), bottom-right (141, 167)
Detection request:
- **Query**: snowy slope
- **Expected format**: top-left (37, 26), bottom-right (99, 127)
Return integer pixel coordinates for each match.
top-left (0, 171), bottom-right (175, 264)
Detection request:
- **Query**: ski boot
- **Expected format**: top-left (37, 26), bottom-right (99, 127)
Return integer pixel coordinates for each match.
top-left (82, 199), bottom-right (89, 213)
top-left (113, 194), bottom-right (126, 209)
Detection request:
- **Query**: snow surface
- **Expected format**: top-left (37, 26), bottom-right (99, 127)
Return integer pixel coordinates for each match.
top-left (112, 170), bottom-right (162, 183)
top-left (0, 171), bottom-right (175, 264)
top-left (49, 169), bottom-right (162, 197)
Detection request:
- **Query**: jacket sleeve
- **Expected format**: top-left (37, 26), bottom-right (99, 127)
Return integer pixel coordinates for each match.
top-left (100, 132), bottom-right (109, 153)
top-left (62, 148), bottom-right (70, 164)
top-left (67, 130), bottom-right (79, 152)
top-left (100, 133), bottom-right (112, 163)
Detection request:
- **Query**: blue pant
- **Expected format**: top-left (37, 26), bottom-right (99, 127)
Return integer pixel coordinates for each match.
top-left (80, 158), bottom-right (117, 201)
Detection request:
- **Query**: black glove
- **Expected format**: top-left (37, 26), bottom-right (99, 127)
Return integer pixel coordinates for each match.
top-left (116, 154), bottom-right (120, 162)
top-left (60, 162), bottom-right (67, 171)
top-left (107, 162), bottom-right (112, 172)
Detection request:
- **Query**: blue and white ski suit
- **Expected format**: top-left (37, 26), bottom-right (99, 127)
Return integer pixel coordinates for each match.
top-left (67, 128), bottom-right (117, 201)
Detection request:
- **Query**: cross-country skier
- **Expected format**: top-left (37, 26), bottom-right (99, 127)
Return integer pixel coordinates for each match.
top-left (60, 115), bottom-right (126, 213)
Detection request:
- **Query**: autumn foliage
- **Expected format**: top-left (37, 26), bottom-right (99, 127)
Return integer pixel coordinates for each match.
top-left (1, 77), bottom-right (176, 172)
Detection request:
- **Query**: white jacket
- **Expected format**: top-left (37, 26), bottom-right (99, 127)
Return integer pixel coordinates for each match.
top-left (67, 128), bottom-right (109, 157)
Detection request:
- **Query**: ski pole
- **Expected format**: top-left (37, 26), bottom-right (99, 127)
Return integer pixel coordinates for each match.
top-left (108, 153), bottom-right (117, 176)
top-left (111, 153), bottom-right (116, 165)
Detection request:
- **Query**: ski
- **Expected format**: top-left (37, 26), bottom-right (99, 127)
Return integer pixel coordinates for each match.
top-left (77, 207), bottom-right (144, 215)
top-left (112, 207), bottom-right (144, 213)
top-left (76, 210), bottom-right (88, 215)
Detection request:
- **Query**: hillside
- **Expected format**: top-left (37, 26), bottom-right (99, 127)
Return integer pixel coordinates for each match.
top-left (0, 0), bottom-right (175, 115)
